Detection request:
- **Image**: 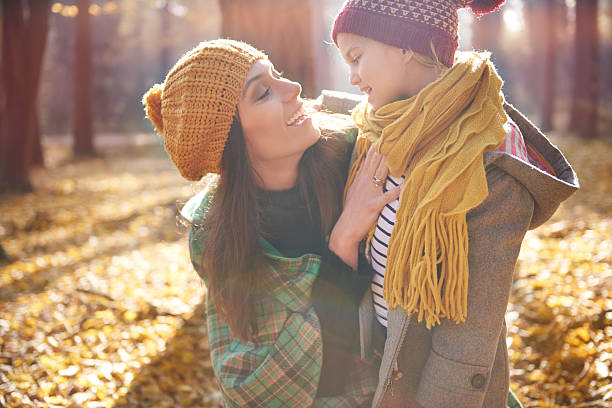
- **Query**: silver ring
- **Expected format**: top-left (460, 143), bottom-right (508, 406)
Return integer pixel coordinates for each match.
top-left (372, 176), bottom-right (385, 187)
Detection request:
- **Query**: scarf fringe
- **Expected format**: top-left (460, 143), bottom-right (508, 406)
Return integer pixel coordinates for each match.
top-left (383, 207), bottom-right (469, 328)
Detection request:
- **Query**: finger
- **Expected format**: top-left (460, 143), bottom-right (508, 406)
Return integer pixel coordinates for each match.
top-left (373, 161), bottom-right (389, 182)
top-left (354, 145), bottom-right (373, 176)
top-left (363, 145), bottom-right (378, 174)
top-left (368, 146), bottom-right (384, 174)
top-left (379, 183), bottom-right (402, 205)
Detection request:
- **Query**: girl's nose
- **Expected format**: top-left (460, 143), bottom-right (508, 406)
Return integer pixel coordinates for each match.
top-left (349, 71), bottom-right (360, 86)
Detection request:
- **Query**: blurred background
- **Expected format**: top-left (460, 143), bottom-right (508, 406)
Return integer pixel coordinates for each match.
top-left (1, 1), bottom-right (611, 407)
top-left (1, 0), bottom-right (610, 191)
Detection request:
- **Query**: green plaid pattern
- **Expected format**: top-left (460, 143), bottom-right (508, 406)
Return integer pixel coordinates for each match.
top-left (186, 191), bottom-right (376, 407)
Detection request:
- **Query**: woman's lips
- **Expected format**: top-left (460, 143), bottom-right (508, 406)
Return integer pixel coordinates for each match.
top-left (287, 106), bottom-right (308, 126)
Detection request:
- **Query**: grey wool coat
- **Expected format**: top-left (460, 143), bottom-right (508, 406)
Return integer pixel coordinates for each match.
top-left (320, 92), bottom-right (579, 408)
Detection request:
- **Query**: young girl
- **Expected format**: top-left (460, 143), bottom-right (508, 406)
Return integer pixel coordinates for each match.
top-left (330, 1), bottom-right (579, 407)
top-left (142, 39), bottom-right (402, 407)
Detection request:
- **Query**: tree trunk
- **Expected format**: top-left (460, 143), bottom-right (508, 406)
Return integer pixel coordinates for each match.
top-left (160, 1), bottom-right (171, 79)
top-left (471, 10), bottom-right (503, 52)
top-left (26, 0), bottom-right (51, 167)
top-left (540, 0), bottom-right (560, 131)
top-left (1, 0), bottom-right (32, 191)
top-left (523, 1), bottom-right (547, 127)
top-left (471, 10), bottom-right (516, 105)
top-left (30, 117), bottom-right (44, 166)
top-left (73, 0), bottom-right (95, 156)
top-left (569, 0), bottom-right (599, 138)
top-left (219, 0), bottom-right (316, 97)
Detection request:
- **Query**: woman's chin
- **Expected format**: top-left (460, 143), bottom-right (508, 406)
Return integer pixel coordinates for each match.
top-left (308, 126), bottom-right (322, 145)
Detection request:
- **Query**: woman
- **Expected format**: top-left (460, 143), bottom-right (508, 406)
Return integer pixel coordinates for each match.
top-left (142, 39), bottom-right (401, 407)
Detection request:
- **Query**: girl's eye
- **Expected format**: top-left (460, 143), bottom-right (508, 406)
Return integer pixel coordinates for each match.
top-left (257, 87), bottom-right (270, 101)
top-left (351, 55), bottom-right (361, 64)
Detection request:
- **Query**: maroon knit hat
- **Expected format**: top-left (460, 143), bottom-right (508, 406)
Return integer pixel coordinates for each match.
top-left (332, 0), bottom-right (505, 67)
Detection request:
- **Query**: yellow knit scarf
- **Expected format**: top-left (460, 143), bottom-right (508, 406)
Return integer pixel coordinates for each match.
top-left (346, 52), bottom-right (507, 328)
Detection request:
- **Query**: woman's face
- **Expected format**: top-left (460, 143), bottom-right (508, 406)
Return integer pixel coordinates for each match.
top-left (237, 59), bottom-right (320, 171)
top-left (336, 33), bottom-right (411, 110)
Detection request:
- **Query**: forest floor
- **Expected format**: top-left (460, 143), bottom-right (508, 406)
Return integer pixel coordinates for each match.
top-left (0, 132), bottom-right (610, 408)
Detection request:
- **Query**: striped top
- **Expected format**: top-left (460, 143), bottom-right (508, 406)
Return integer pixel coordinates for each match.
top-left (370, 175), bottom-right (403, 327)
top-left (370, 120), bottom-right (529, 327)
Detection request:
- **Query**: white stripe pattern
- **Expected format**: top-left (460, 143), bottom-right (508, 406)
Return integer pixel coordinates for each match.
top-left (370, 175), bottom-right (402, 327)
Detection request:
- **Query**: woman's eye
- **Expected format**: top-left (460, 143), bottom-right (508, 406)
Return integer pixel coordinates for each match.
top-left (257, 87), bottom-right (270, 101)
top-left (351, 55), bottom-right (361, 64)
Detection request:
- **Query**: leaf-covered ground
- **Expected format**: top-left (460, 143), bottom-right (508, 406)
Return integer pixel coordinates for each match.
top-left (0, 132), bottom-right (610, 408)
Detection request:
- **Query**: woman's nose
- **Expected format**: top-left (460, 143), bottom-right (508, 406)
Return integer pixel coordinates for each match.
top-left (282, 78), bottom-right (302, 102)
top-left (349, 71), bottom-right (360, 86)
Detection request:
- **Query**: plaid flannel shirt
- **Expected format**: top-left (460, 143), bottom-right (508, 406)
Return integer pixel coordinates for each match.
top-left (183, 189), bottom-right (377, 407)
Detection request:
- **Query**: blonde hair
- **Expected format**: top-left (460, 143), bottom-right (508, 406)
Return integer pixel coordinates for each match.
top-left (410, 41), bottom-right (449, 74)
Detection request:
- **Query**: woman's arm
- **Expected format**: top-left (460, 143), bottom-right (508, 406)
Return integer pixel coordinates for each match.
top-left (190, 225), bottom-right (325, 407)
top-left (209, 305), bottom-right (324, 407)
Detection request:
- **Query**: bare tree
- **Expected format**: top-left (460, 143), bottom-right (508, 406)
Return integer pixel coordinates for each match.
top-left (0, 0), bottom-right (51, 191)
top-left (219, 0), bottom-right (317, 97)
top-left (160, 1), bottom-right (171, 80)
top-left (27, 1), bottom-right (51, 166)
top-left (74, 0), bottom-right (95, 155)
top-left (541, 0), bottom-right (561, 131)
top-left (569, 0), bottom-right (599, 138)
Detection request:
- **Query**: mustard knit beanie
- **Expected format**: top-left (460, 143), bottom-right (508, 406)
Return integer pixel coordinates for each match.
top-left (142, 39), bottom-right (266, 181)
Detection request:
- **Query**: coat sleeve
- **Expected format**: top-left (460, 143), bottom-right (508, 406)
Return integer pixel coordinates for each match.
top-left (414, 166), bottom-right (534, 408)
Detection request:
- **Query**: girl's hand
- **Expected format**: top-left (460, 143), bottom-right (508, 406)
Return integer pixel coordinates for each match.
top-left (329, 146), bottom-right (402, 269)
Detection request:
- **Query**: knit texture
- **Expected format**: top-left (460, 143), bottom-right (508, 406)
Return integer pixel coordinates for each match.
top-left (344, 52), bottom-right (506, 328)
top-left (142, 40), bottom-right (266, 180)
top-left (332, 0), bottom-right (505, 67)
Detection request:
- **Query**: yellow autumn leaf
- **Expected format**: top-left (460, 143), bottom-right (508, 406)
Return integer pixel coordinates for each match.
top-left (58, 365), bottom-right (79, 377)
top-left (180, 351), bottom-right (194, 363)
top-left (1, 130), bottom-right (609, 408)
top-left (123, 310), bottom-right (138, 322)
top-left (94, 309), bottom-right (115, 321)
top-left (46, 395), bottom-right (68, 405)
top-left (82, 318), bottom-right (101, 330)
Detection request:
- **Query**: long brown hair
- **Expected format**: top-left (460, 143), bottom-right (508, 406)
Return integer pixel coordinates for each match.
top-left (201, 113), bottom-right (353, 341)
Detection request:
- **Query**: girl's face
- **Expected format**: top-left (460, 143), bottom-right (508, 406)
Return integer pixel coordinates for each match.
top-left (237, 59), bottom-right (320, 171)
top-left (336, 33), bottom-right (412, 110)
